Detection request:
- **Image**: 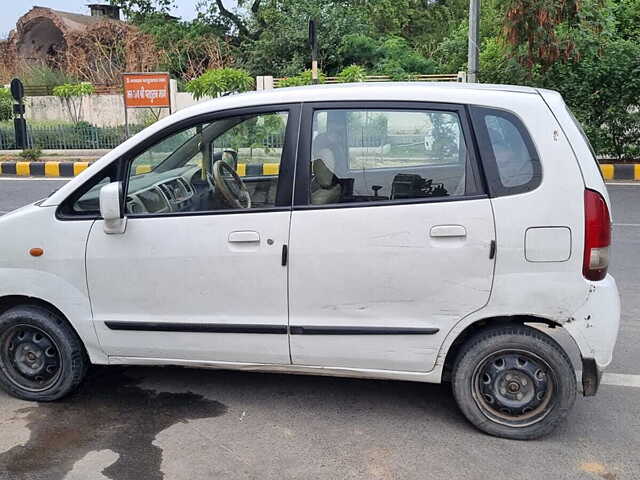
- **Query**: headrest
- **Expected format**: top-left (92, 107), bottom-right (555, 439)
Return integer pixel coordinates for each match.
top-left (313, 154), bottom-right (336, 188)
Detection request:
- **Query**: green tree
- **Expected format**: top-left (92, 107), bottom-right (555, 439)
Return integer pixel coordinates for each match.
top-left (478, 37), bottom-right (528, 84)
top-left (469, 0), bottom-right (640, 159)
top-left (235, 1), bottom-right (369, 76)
top-left (52, 83), bottom-right (95, 124)
top-left (136, 15), bottom-right (231, 80)
top-left (336, 65), bottom-right (367, 83)
top-left (110, 0), bottom-right (469, 78)
top-left (109, 0), bottom-right (176, 21)
top-left (615, 0), bottom-right (640, 39)
top-left (353, 0), bottom-right (469, 55)
top-left (544, 39), bottom-right (640, 160)
top-left (339, 35), bottom-right (436, 79)
top-left (277, 69), bottom-right (326, 87)
top-left (186, 68), bottom-right (254, 99)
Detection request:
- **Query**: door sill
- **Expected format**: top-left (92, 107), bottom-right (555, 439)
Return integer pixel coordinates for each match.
top-left (108, 356), bottom-right (442, 383)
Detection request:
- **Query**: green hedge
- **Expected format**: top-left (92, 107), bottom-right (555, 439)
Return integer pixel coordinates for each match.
top-left (0, 89), bottom-right (12, 122)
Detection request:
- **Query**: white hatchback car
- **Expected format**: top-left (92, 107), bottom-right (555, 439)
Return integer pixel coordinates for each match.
top-left (0, 83), bottom-right (619, 439)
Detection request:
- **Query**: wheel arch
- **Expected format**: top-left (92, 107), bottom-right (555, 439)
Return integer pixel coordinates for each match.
top-left (0, 295), bottom-right (94, 363)
top-left (440, 315), bottom-right (579, 382)
top-left (0, 295), bottom-right (69, 323)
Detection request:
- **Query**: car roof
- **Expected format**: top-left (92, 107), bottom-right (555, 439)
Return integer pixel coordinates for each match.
top-left (185, 82), bottom-right (539, 112)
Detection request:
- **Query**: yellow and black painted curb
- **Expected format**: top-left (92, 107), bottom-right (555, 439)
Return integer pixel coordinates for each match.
top-left (0, 162), bottom-right (281, 178)
top-left (598, 164), bottom-right (640, 181)
top-left (0, 161), bottom-right (91, 177)
top-left (0, 161), bottom-right (637, 180)
top-left (132, 163), bottom-right (280, 176)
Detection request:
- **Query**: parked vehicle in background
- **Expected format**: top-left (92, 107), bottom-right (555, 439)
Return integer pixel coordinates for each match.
top-left (0, 83), bottom-right (619, 439)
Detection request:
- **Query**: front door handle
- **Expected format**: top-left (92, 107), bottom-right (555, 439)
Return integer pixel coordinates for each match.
top-left (228, 230), bottom-right (260, 243)
top-left (430, 225), bottom-right (467, 238)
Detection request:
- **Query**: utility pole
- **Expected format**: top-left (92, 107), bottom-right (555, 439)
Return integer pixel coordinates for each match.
top-left (467, 0), bottom-right (480, 83)
top-left (309, 19), bottom-right (319, 84)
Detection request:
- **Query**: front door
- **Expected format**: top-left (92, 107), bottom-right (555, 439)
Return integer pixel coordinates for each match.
top-left (84, 106), bottom-right (299, 364)
top-left (289, 103), bottom-right (495, 372)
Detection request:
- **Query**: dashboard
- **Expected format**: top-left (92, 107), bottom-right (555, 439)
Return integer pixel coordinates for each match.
top-left (127, 177), bottom-right (195, 214)
top-left (72, 162), bottom-right (276, 216)
top-left (123, 165), bottom-right (214, 215)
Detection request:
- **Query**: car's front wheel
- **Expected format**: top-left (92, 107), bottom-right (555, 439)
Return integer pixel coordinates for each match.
top-left (0, 305), bottom-right (88, 401)
top-left (452, 324), bottom-right (576, 440)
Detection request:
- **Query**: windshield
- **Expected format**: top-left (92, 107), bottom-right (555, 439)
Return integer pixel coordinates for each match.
top-left (130, 127), bottom-right (203, 174)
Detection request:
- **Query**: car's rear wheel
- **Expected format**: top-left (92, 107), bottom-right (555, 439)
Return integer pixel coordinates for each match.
top-left (452, 324), bottom-right (576, 440)
top-left (0, 305), bottom-right (88, 401)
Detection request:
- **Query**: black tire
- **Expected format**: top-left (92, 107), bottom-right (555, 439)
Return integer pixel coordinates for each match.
top-left (452, 324), bottom-right (576, 440)
top-left (0, 305), bottom-right (88, 401)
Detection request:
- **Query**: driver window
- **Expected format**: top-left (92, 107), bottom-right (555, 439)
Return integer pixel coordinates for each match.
top-left (213, 113), bottom-right (287, 177)
top-left (124, 112), bottom-right (289, 215)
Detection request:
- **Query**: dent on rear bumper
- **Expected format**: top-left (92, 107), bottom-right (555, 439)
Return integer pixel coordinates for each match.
top-left (563, 274), bottom-right (621, 371)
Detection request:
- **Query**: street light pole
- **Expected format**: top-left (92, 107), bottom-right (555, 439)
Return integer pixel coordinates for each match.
top-left (467, 0), bottom-right (480, 83)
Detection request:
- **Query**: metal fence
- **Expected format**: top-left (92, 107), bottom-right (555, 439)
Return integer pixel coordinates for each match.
top-left (270, 72), bottom-right (466, 88)
top-left (22, 85), bottom-right (122, 96)
top-left (0, 123), bottom-right (144, 150)
top-left (0, 124), bottom-right (283, 151)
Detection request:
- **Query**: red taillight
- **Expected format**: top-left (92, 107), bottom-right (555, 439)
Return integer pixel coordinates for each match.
top-left (583, 189), bottom-right (611, 281)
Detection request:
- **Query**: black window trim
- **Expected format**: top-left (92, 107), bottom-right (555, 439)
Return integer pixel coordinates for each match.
top-left (469, 104), bottom-right (542, 197)
top-left (57, 102), bottom-right (302, 221)
top-left (56, 162), bottom-right (121, 220)
top-left (294, 100), bottom-right (487, 209)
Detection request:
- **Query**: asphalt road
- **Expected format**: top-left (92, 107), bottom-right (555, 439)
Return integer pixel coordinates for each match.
top-left (0, 179), bottom-right (638, 480)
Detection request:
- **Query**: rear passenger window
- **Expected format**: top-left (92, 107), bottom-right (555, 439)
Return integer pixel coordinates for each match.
top-left (308, 109), bottom-right (478, 205)
top-left (471, 106), bottom-right (541, 195)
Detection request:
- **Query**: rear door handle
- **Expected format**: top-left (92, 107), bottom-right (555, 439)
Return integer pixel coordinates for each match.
top-left (430, 225), bottom-right (467, 238)
top-left (228, 231), bottom-right (260, 243)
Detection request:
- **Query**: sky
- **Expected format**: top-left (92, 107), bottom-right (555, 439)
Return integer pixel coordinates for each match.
top-left (1, 1), bottom-right (201, 38)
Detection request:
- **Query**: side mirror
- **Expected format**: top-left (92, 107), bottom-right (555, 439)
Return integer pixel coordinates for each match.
top-left (99, 182), bottom-right (127, 234)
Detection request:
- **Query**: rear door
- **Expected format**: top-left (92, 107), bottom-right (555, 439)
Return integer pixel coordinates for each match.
top-left (288, 102), bottom-right (495, 372)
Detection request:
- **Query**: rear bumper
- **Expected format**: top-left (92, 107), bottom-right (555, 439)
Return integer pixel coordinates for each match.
top-left (581, 357), bottom-right (602, 396)
top-left (564, 274), bottom-right (620, 396)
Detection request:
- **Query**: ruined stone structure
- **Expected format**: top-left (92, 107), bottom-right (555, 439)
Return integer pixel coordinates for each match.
top-left (0, 5), bottom-right (224, 86)
top-left (6, 6), bottom-right (121, 68)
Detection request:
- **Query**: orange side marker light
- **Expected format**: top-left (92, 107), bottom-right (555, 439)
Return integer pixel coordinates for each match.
top-left (29, 248), bottom-right (44, 257)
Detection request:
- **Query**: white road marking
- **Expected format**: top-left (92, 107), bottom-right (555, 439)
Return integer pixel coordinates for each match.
top-left (606, 182), bottom-right (640, 186)
top-left (601, 373), bottom-right (640, 388)
top-left (613, 223), bottom-right (640, 227)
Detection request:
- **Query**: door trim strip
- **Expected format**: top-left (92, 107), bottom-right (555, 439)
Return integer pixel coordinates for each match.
top-left (104, 321), bottom-right (287, 334)
top-left (104, 322), bottom-right (439, 336)
top-left (289, 326), bottom-right (439, 335)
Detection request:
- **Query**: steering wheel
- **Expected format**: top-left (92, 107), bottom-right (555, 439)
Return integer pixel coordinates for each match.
top-left (212, 159), bottom-right (251, 209)
top-left (222, 148), bottom-right (238, 166)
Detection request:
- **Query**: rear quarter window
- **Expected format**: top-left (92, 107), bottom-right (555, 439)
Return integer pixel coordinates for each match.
top-left (565, 106), bottom-right (605, 181)
top-left (470, 106), bottom-right (541, 196)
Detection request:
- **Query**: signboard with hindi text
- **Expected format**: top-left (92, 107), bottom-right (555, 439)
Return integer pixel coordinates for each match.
top-left (123, 72), bottom-right (171, 109)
